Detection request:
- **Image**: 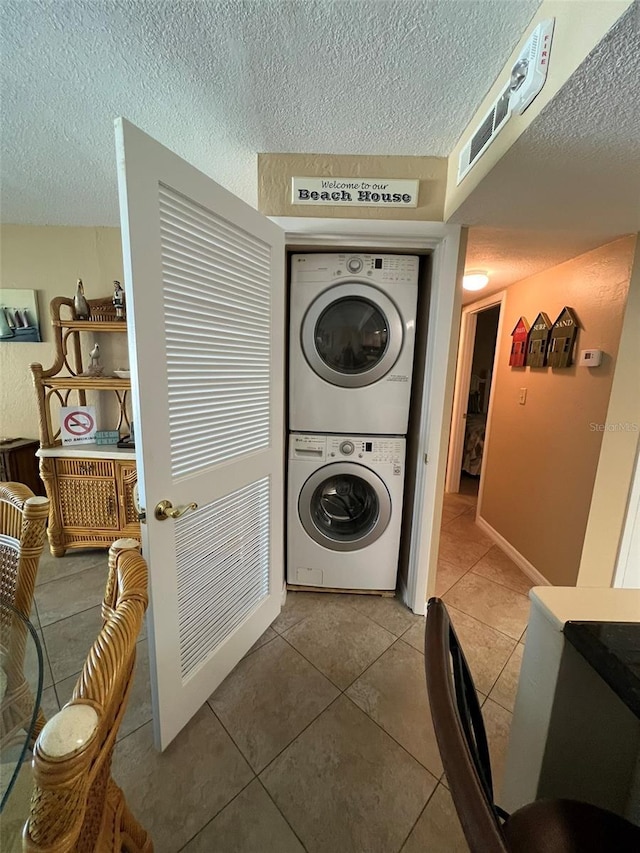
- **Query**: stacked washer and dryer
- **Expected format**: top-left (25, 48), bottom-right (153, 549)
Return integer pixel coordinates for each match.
top-left (288, 253), bottom-right (419, 590)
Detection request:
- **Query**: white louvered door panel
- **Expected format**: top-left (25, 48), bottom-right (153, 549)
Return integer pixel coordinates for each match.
top-left (115, 118), bottom-right (284, 750)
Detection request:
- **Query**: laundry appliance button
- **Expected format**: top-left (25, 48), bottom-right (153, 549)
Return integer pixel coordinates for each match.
top-left (340, 441), bottom-right (355, 456)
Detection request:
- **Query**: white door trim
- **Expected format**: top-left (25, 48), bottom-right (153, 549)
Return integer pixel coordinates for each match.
top-left (613, 444), bottom-right (640, 588)
top-left (445, 291), bottom-right (506, 494)
top-left (271, 217), bottom-right (465, 615)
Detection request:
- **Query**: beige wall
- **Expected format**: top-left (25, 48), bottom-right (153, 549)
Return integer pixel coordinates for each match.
top-left (445, 0), bottom-right (633, 221)
top-left (578, 236), bottom-right (640, 586)
top-left (258, 153), bottom-right (446, 220)
top-left (479, 235), bottom-right (637, 586)
top-left (0, 225), bottom-right (124, 440)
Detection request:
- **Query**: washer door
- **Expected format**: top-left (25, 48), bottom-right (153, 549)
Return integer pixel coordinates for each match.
top-left (301, 283), bottom-right (404, 388)
top-left (298, 462), bottom-right (392, 552)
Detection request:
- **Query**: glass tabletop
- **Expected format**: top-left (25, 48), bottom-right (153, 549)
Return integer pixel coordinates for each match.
top-left (0, 599), bottom-right (43, 813)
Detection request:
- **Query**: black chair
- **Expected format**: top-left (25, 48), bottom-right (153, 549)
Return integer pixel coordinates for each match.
top-left (424, 597), bottom-right (640, 853)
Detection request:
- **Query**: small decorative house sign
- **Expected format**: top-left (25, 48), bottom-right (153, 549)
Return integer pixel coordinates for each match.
top-left (548, 306), bottom-right (579, 368)
top-left (526, 312), bottom-right (552, 368)
top-left (509, 316), bottom-right (530, 367)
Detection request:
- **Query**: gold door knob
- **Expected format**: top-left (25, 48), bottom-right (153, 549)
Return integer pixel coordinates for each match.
top-left (154, 499), bottom-right (198, 521)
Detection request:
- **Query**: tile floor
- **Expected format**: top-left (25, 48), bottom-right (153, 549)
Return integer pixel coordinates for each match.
top-left (29, 489), bottom-right (532, 852)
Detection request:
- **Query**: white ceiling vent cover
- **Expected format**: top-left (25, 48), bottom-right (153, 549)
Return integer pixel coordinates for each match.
top-left (457, 84), bottom-right (511, 184)
top-left (457, 18), bottom-right (554, 185)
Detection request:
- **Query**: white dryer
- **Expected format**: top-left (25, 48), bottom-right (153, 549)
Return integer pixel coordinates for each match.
top-left (287, 433), bottom-right (406, 590)
top-left (289, 253), bottom-right (419, 434)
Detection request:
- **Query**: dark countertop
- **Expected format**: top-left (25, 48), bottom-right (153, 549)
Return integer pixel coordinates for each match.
top-left (564, 621), bottom-right (640, 721)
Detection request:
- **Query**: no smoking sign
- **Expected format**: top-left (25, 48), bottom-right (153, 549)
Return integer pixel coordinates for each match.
top-left (60, 406), bottom-right (97, 445)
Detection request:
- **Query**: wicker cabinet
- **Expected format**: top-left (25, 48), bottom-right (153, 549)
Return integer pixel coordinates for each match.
top-left (31, 295), bottom-right (140, 556)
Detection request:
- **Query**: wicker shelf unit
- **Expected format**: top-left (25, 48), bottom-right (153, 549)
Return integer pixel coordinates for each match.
top-left (30, 295), bottom-right (140, 556)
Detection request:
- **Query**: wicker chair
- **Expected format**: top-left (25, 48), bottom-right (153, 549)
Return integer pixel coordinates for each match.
top-left (23, 539), bottom-right (153, 853)
top-left (0, 482), bottom-right (50, 748)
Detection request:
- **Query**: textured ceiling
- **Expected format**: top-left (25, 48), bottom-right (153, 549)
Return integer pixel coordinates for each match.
top-left (0, 0), bottom-right (541, 226)
top-left (460, 4), bottom-right (640, 303)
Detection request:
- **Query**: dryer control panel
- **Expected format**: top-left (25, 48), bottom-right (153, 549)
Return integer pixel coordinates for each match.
top-left (290, 433), bottom-right (405, 466)
top-left (292, 253), bottom-right (419, 285)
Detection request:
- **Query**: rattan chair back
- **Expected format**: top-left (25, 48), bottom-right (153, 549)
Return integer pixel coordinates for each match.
top-left (0, 482), bottom-right (49, 748)
top-left (23, 539), bottom-right (153, 853)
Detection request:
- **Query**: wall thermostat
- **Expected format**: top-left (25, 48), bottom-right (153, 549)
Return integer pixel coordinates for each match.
top-left (578, 349), bottom-right (603, 367)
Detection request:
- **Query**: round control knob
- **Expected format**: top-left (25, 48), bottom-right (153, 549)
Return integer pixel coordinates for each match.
top-left (340, 440), bottom-right (355, 456)
top-left (347, 257), bottom-right (363, 273)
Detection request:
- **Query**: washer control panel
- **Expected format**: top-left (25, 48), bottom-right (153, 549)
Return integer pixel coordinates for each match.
top-left (292, 253), bottom-right (419, 285)
top-left (329, 435), bottom-right (404, 464)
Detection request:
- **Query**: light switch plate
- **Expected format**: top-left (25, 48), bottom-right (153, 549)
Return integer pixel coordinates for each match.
top-left (519, 388), bottom-right (527, 405)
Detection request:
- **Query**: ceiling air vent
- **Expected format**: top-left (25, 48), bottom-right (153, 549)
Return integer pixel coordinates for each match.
top-left (457, 84), bottom-right (511, 185)
top-left (456, 18), bottom-right (554, 185)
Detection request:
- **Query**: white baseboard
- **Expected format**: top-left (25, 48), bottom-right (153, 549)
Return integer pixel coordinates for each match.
top-left (281, 580), bottom-right (288, 607)
top-left (475, 515), bottom-right (551, 587)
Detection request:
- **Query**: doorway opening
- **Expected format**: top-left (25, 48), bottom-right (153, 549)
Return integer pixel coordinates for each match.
top-left (445, 292), bottom-right (504, 498)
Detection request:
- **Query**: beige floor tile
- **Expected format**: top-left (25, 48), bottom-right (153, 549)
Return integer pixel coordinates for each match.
top-left (482, 697), bottom-right (513, 798)
top-left (443, 573), bottom-right (530, 641)
top-left (434, 560), bottom-right (469, 598)
top-left (440, 504), bottom-right (466, 526)
top-left (40, 685), bottom-right (59, 720)
top-left (438, 527), bottom-right (491, 572)
top-left (55, 638), bottom-right (152, 740)
top-left (30, 600), bottom-right (40, 630)
top-left (271, 591), bottom-right (347, 635)
top-left (245, 625), bottom-right (277, 656)
top-left (209, 636), bottom-right (339, 773)
top-left (347, 640), bottom-right (443, 777)
top-left (182, 779), bottom-right (304, 853)
top-left (489, 643), bottom-right (525, 713)
top-left (446, 606), bottom-right (516, 695)
top-left (443, 493), bottom-right (477, 513)
top-left (402, 618), bottom-right (426, 654)
top-left (401, 784), bottom-right (469, 852)
top-left (41, 605), bottom-right (104, 683)
top-left (472, 547), bottom-right (533, 596)
top-left (112, 706), bottom-right (253, 853)
top-left (35, 562), bottom-right (108, 627)
top-left (24, 628), bottom-right (53, 690)
top-left (442, 511), bottom-right (492, 548)
top-left (36, 548), bottom-right (107, 587)
top-left (343, 593), bottom-right (422, 637)
top-left (260, 695), bottom-right (437, 853)
top-left (282, 604), bottom-right (395, 689)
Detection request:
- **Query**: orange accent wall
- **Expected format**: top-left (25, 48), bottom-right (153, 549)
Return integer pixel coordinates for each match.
top-left (478, 235), bottom-right (637, 586)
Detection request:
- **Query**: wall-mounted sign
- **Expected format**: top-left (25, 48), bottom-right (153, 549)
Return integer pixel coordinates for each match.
top-left (548, 306), bottom-right (579, 368)
top-left (292, 177), bottom-right (419, 208)
top-left (60, 405), bottom-right (97, 445)
top-left (526, 312), bottom-right (552, 368)
top-left (509, 316), bottom-right (530, 368)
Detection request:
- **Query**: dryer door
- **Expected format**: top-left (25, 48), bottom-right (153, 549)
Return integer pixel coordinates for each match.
top-left (299, 462), bottom-right (392, 552)
top-left (301, 283), bottom-right (404, 388)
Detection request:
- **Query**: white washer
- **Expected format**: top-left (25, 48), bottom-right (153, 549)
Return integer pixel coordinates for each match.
top-left (287, 433), bottom-right (406, 590)
top-left (289, 253), bottom-right (419, 434)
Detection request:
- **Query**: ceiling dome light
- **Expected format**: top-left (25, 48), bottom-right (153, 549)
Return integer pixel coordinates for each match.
top-left (463, 272), bottom-right (489, 291)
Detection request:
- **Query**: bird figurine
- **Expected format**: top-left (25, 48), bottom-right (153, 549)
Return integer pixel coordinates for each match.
top-left (73, 278), bottom-right (91, 320)
top-left (83, 342), bottom-right (103, 376)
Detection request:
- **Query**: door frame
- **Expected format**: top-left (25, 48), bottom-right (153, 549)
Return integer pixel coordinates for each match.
top-left (271, 217), bottom-right (465, 614)
top-left (445, 290), bottom-right (505, 494)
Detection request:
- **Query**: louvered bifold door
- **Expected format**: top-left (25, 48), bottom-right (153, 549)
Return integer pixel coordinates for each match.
top-left (115, 118), bottom-right (284, 750)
